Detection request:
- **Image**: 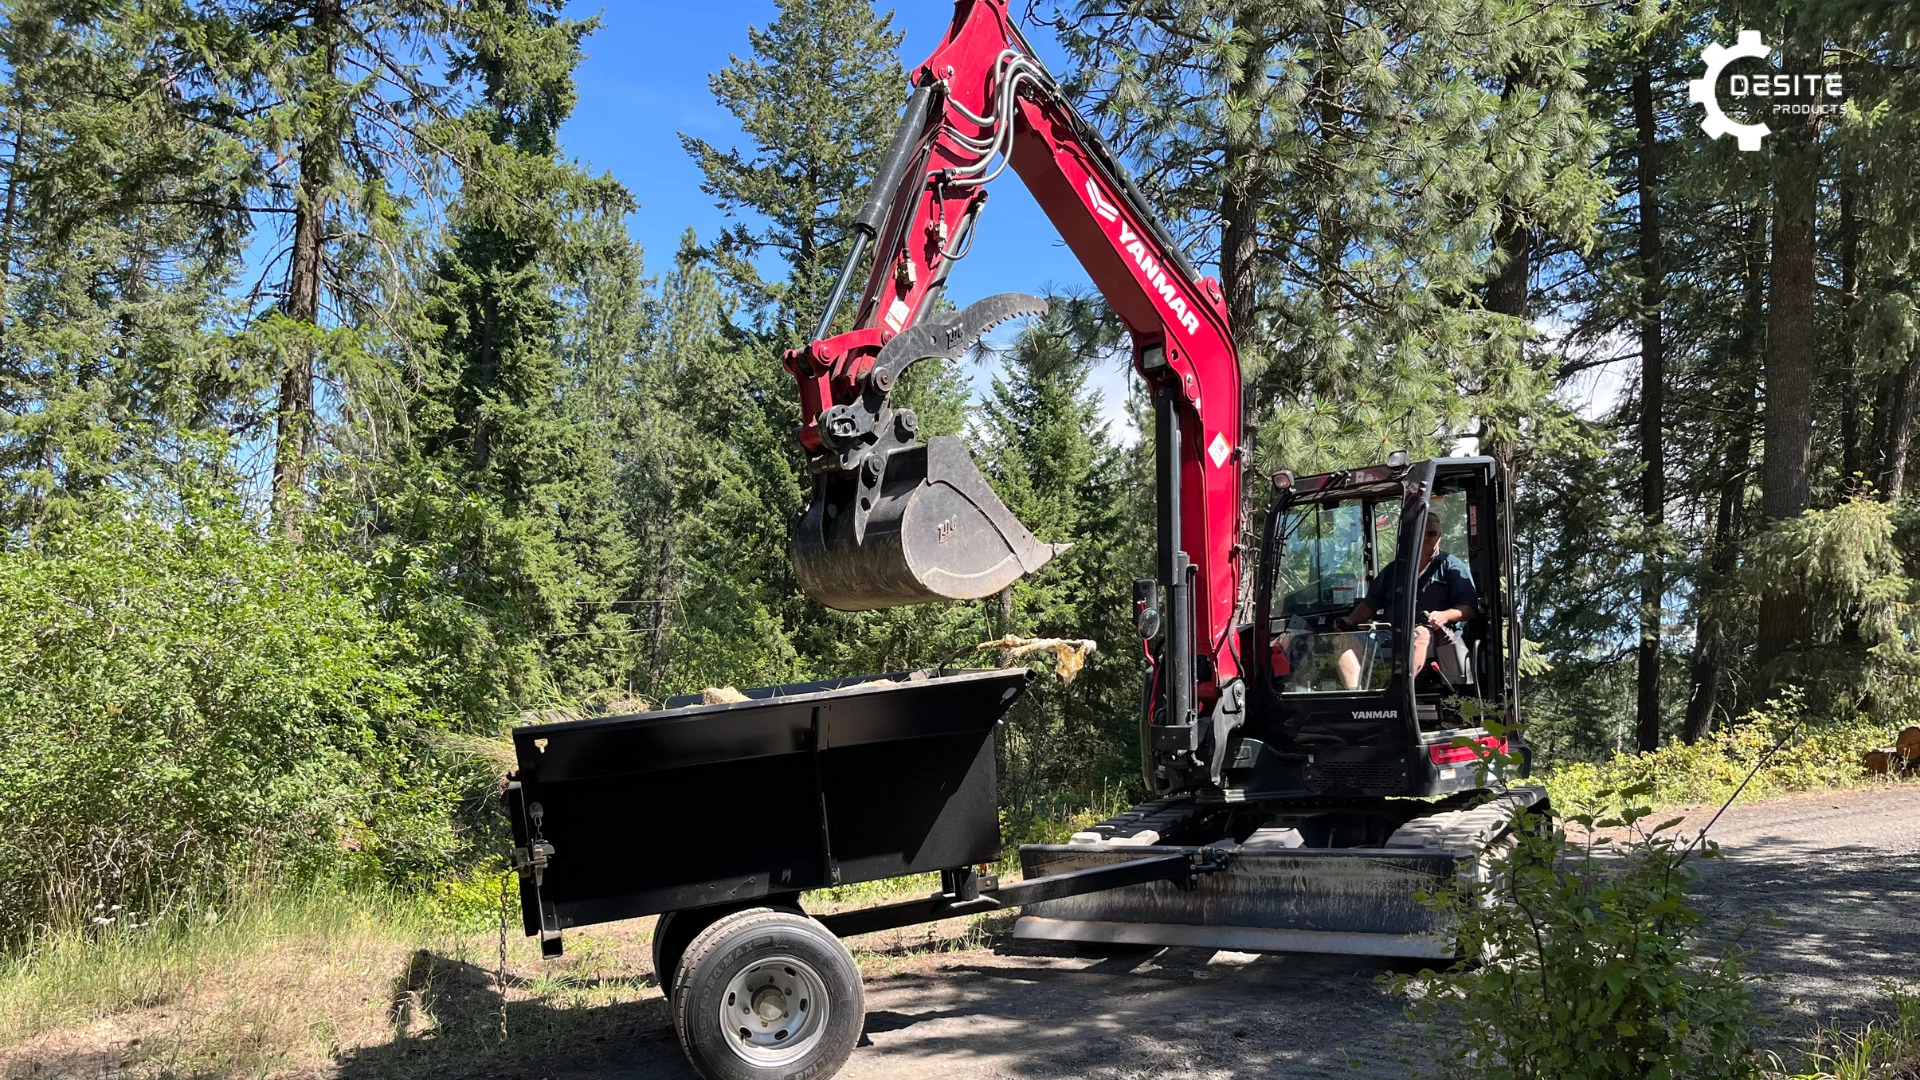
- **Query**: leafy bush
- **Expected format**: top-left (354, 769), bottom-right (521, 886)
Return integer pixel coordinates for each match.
top-left (1399, 782), bottom-right (1759, 1080)
top-left (0, 504), bottom-right (479, 937)
top-left (1543, 696), bottom-right (1897, 811)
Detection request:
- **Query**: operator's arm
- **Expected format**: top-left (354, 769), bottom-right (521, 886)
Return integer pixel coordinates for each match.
top-left (1335, 571), bottom-right (1391, 631)
top-left (1334, 601), bottom-right (1375, 631)
top-left (1423, 557), bottom-right (1478, 627)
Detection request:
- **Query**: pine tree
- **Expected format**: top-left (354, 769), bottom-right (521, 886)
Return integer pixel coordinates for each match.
top-left (0, 2), bottom-right (256, 534)
top-left (184, 0), bottom-right (472, 532)
top-left (628, 235), bottom-right (811, 693)
top-left (370, 0), bottom-right (636, 720)
top-left (1055, 0), bottom-right (1606, 476)
top-left (681, 0), bottom-right (906, 345)
top-left (977, 307), bottom-right (1147, 808)
top-left (657, 0), bottom-right (998, 692)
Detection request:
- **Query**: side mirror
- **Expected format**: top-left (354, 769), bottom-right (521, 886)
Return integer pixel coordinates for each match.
top-left (1133, 578), bottom-right (1161, 641)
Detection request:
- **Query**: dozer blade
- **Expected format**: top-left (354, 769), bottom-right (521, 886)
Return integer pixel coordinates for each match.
top-left (1015, 843), bottom-right (1460, 959)
top-left (1014, 787), bottom-right (1545, 959)
top-left (793, 435), bottom-right (1067, 611)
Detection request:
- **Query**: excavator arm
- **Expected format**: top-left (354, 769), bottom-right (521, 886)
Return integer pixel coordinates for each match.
top-left (786, 0), bottom-right (1244, 789)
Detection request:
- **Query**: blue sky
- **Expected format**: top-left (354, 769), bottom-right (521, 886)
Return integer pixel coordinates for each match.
top-left (556, 1), bottom-right (1139, 436)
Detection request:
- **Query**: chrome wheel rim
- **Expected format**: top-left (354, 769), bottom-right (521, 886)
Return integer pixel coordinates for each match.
top-left (718, 953), bottom-right (830, 1067)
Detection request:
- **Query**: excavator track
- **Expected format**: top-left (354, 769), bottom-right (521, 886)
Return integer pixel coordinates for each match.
top-left (1065, 796), bottom-right (1213, 846)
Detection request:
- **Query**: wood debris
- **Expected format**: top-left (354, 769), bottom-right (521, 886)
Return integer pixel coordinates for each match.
top-left (952, 634), bottom-right (1099, 684)
top-left (1863, 726), bottom-right (1920, 777)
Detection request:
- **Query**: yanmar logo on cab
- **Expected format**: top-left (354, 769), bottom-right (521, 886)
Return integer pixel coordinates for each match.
top-left (1351, 709), bottom-right (1397, 721)
top-left (1084, 178), bottom-right (1202, 337)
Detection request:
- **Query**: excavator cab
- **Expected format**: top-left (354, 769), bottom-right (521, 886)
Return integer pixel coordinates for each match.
top-left (1235, 455), bottom-right (1524, 800)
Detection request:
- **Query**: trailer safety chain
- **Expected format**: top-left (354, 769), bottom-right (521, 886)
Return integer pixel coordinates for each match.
top-left (496, 869), bottom-right (511, 1042)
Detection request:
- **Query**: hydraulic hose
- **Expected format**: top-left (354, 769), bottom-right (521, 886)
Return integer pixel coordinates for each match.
top-left (813, 84), bottom-right (936, 342)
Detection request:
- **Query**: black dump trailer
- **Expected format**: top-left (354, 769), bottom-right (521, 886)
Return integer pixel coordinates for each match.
top-left (503, 668), bottom-right (1226, 1080)
top-left (502, 669), bottom-right (1535, 1080)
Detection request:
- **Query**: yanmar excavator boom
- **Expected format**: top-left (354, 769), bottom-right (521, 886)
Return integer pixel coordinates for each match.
top-left (501, 4), bottom-right (1543, 1078)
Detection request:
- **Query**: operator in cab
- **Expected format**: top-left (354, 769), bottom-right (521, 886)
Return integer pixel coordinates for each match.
top-left (1330, 516), bottom-right (1476, 689)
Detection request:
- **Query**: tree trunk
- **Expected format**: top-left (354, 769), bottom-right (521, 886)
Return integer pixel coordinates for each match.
top-left (1839, 152), bottom-right (1862, 491)
top-left (1632, 64), bottom-right (1665, 752)
top-left (1485, 209), bottom-right (1531, 323)
top-left (1684, 438), bottom-right (1748, 742)
top-left (647, 535), bottom-right (675, 692)
top-left (1685, 210), bottom-right (1766, 740)
top-left (1882, 360), bottom-right (1920, 499)
top-left (1756, 22), bottom-right (1819, 665)
top-left (1219, 16), bottom-right (1264, 361)
top-left (0, 128), bottom-right (20, 358)
top-left (270, 0), bottom-right (341, 536)
top-left (473, 291), bottom-right (499, 475)
top-left (1305, 20), bottom-right (1346, 353)
top-left (1473, 201), bottom-right (1529, 507)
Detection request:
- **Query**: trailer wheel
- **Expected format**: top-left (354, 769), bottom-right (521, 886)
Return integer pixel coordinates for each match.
top-left (672, 907), bottom-right (863, 1080)
top-left (654, 898), bottom-right (805, 1001)
top-left (652, 911), bottom-right (689, 994)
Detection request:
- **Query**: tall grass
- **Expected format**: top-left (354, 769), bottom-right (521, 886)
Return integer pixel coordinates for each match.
top-left (1764, 986), bottom-right (1920, 1080)
top-left (0, 888), bottom-right (431, 1060)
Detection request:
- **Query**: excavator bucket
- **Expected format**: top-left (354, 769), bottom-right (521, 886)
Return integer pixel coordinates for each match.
top-left (793, 435), bottom-right (1066, 611)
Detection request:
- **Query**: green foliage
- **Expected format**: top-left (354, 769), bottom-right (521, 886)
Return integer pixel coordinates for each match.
top-left (1399, 786), bottom-right (1759, 1080)
top-left (0, 1), bottom-right (261, 533)
top-left (1055, 0), bottom-right (1605, 473)
top-left (1741, 500), bottom-right (1920, 715)
top-left (4, 0), bottom-right (1920, 995)
top-left (681, 0), bottom-right (907, 342)
top-left (0, 500), bottom-right (475, 937)
top-left (976, 309), bottom-right (1151, 810)
top-left (1543, 696), bottom-right (1896, 812)
top-left (368, 0), bottom-right (639, 720)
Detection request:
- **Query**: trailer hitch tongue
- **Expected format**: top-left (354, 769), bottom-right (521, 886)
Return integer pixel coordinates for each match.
top-left (793, 294), bottom-right (1064, 611)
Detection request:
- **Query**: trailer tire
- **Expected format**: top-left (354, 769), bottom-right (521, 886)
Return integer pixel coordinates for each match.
top-left (654, 897), bottom-right (805, 1001)
top-left (652, 911), bottom-right (690, 993)
top-left (672, 907), bottom-right (863, 1080)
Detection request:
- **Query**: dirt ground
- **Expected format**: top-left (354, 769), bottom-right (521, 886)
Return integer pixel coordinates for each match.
top-left (830, 785), bottom-right (1920, 1080)
top-left (8, 784), bottom-right (1918, 1079)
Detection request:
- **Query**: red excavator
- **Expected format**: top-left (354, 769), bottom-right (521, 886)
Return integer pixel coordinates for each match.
top-left (502, 3), bottom-right (1541, 1078)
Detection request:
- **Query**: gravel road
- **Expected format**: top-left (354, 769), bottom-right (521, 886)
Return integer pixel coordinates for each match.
top-left (16, 785), bottom-right (1913, 1080)
top-left (826, 784), bottom-right (1920, 1080)
top-left (306, 784), bottom-right (1920, 1080)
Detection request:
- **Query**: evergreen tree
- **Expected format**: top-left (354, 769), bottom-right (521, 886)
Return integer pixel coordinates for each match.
top-left (1053, 0), bottom-right (1606, 475)
top-left (0, 1), bottom-right (257, 534)
top-left (370, 0), bottom-right (636, 720)
top-left (681, 0), bottom-right (906, 344)
top-left (660, 0), bottom-right (993, 694)
top-left (188, 0), bottom-right (471, 531)
top-left (977, 306), bottom-right (1148, 809)
top-left (630, 235), bottom-right (812, 693)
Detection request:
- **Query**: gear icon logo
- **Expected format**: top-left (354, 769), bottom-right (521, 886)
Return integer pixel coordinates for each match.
top-left (1690, 30), bottom-right (1773, 151)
